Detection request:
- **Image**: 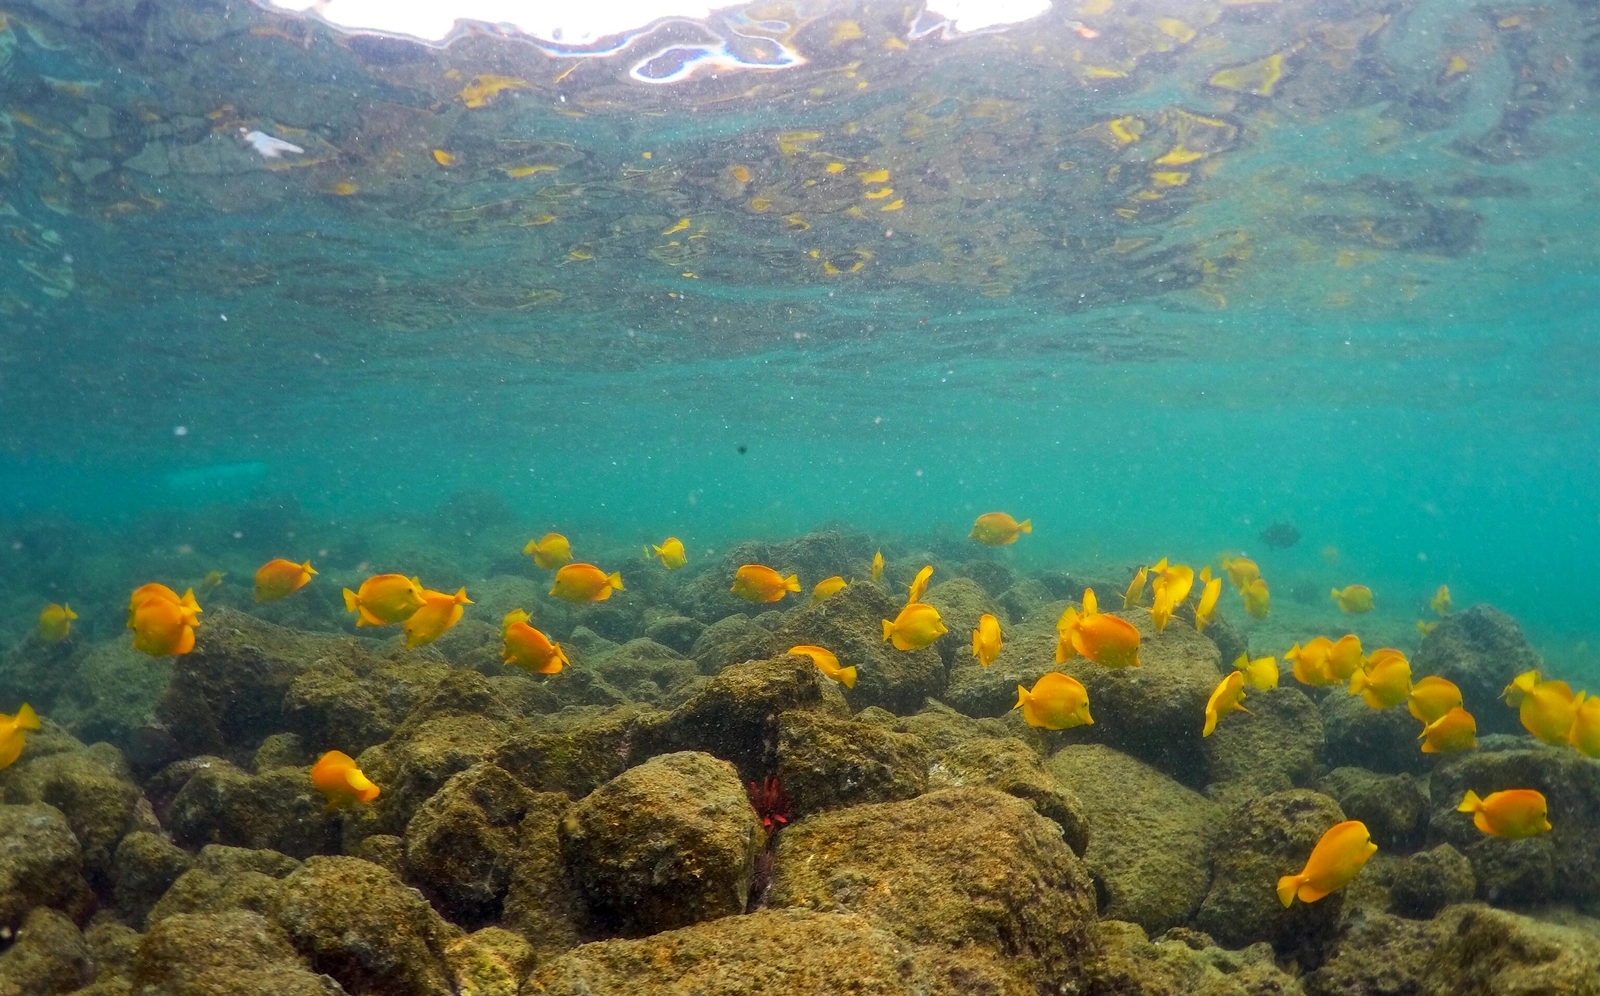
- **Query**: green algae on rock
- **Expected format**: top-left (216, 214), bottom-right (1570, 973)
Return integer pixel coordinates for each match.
top-left (775, 709), bottom-right (930, 816)
top-left (1317, 767), bottom-right (1430, 851)
top-left (111, 830), bottom-right (193, 929)
top-left (0, 802), bottom-right (93, 931)
top-left (1413, 605), bottom-right (1543, 736)
top-left (932, 735), bottom-right (1089, 856)
top-left (0, 906), bottom-right (93, 996)
top-left (131, 909), bottom-right (342, 996)
top-left (1201, 686), bottom-right (1324, 804)
top-left (1387, 843), bottom-right (1476, 919)
top-left (1084, 919), bottom-right (1307, 996)
top-left (404, 761), bottom-right (542, 926)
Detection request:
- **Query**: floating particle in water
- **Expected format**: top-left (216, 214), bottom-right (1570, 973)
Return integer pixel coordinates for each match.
top-left (173, 426), bottom-right (188, 436)
top-left (736, 444), bottom-right (747, 455)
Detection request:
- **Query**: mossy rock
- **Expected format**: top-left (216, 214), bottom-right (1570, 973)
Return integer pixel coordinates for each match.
top-left (112, 830), bottom-right (193, 928)
top-left (934, 736), bottom-right (1089, 856)
top-left (1387, 843), bottom-right (1475, 919)
top-left (167, 760), bottom-right (339, 859)
top-left (773, 582), bottom-right (945, 715)
top-left (501, 791), bottom-right (584, 963)
top-left (775, 710), bottom-right (930, 816)
top-left (132, 910), bottom-right (340, 996)
top-left (1319, 689), bottom-right (1426, 775)
top-left (688, 615), bottom-right (780, 674)
top-left (146, 844), bottom-right (302, 926)
top-left (920, 577), bottom-right (1002, 667)
top-left (1317, 767), bottom-right (1429, 851)
top-left (1414, 605), bottom-right (1542, 736)
top-left (0, 802), bottom-right (93, 930)
top-left (0, 907), bottom-right (92, 996)
top-left (491, 705), bottom-right (658, 799)
top-left (1202, 686), bottom-right (1324, 804)
top-left (1084, 919), bottom-right (1307, 996)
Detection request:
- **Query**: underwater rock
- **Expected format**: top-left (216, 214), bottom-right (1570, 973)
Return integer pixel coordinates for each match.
top-left (132, 910), bottom-right (342, 996)
top-left (254, 732), bottom-right (312, 770)
top-left (560, 751), bottom-right (762, 938)
top-left (500, 791), bottom-right (583, 962)
top-left (167, 759), bottom-right (339, 859)
top-left (111, 830), bottom-right (193, 929)
top-left (642, 614), bottom-right (704, 655)
top-left (523, 908), bottom-right (991, 995)
top-left (145, 844), bottom-right (301, 926)
top-left (942, 623), bottom-right (1058, 720)
top-left (931, 736), bottom-right (1089, 856)
top-left (275, 855), bottom-right (459, 996)
top-left (1083, 919), bottom-right (1306, 996)
top-left (0, 738), bottom-right (159, 890)
top-left (404, 762), bottom-right (538, 926)
top-left (5, 639), bottom-right (175, 768)
top-left (677, 530), bottom-right (872, 623)
top-left (1048, 744), bottom-right (1221, 932)
top-left (83, 919), bottom-right (141, 990)
top-left (0, 802), bottom-right (93, 930)
top-left (1194, 790), bottom-right (1348, 960)
top-left (997, 579), bottom-right (1055, 624)
top-left (1203, 686), bottom-right (1323, 804)
top-left (0, 907), bottom-right (93, 996)
top-left (1387, 843), bottom-right (1475, 919)
top-left (1425, 743), bottom-right (1600, 906)
top-left (920, 577), bottom-right (1001, 666)
top-left (773, 582), bottom-right (945, 715)
top-left (443, 926), bottom-right (536, 996)
top-left (775, 709), bottom-right (930, 816)
top-left (688, 614), bottom-right (780, 673)
top-left (631, 654), bottom-right (846, 782)
top-left (1317, 767), bottom-right (1429, 851)
top-left (1413, 605), bottom-right (1542, 735)
top-left (1319, 689), bottom-right (1425, 775)
top-left (490, 705), bottom-right (656, 799)
top-left (885, 698), bottom-right (1030, 751)
top-left (583, 638), bottom-right (700, 705)
top-left (1307, 903), bottom-right (1600, 996)
top-left (769, 787), bottom-right (1097, 991)
top-left (282, 656), bottom-right (449, 758)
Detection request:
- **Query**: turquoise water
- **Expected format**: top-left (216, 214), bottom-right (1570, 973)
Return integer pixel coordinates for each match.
top-left (1, 0), bottom-right (1598, 674)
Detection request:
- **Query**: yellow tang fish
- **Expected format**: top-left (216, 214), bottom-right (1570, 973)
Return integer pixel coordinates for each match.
top-left (1416, 620), bottom-right (1439, 636)
top-left (343, 574), bottom-right (425, 626)
top-left (1513, 675), bottom-right (1579, 745)
top-left (969, 512), bottom-right (1032, 547)
top-left (906, 565), bottom-right (933, 605)
top-left (1194, 569), bottom-right (1222, 632)
top-left (311, 750), bottom-right (380, 810)
top-left (882, 602), bottom-right (947, 651)
top-left (1501, 669), bottom-right (1538, 708)
top-left (811, 576), bottom-right (847, 604)
top-left (971, 613), bottom-right (1002, 667)
top-left (871, 550), bottom-right (884, 582)
top-left (1328, 634), bottom-right (1366, 681)
top-left (37, 603), bottom-right (77, 643)
top-left (404, 588), bottom-right (471, 649)
top-left (502, 610), bottom-right (568, 675)
top-left (1122, 565), bottom-right (1148, 609)
top-left (731, 564), bottom-right (800, 604)
top-left (550, 564), bottom-right (623, 603)
top-left (1148, 559), bottom-right (1195, 632)
top-left (1349, 648), bottom-right (1411, 710)
top-left (646, 537), bottom-right (687, 570)
top-left (1419, 707), bottom-right (1477, 753)
top-left (129, 586), bottom-right (202, 657)
top-left (1014, 672), bottom-right (1093, 730)
top-left (1234, 653), bottom-right (1279, 690)
top-left (200, 570), bottom-right (227, 590)
top-left (1430, 584), bottom-right (1451, 616)
top-left (128, 583), bottom-right (183, 623)
top-left (0, 703), bottom-right (42, 770)
top-left (524, 532), bottom-right (573, 571)
top-left (1457, 789), bottom-right (1551, 839)
top-left (254, 558), bottom-right (316, 603)
top-left (1287, 637), bottom-right (1337, 687)
top-left (1223, 556), bottom-right (1260, 590)
top-left (789, 644), bottom-right (856, 688)
top-left (1567, 692), bottom-right (1600, 758)
top-left (1331, 585), bottom-right (1375, 614)
top-left (1056, 588), bottom-right (1141, 668)
top-left (1203, 670), bottom-right (1250, 737)
top-left (1277, 820), bottom-right (1377, 907)
top-left (1242, 577), bottom-right (1270, 619)
top-left (1407, 675), bottom-right (1462, 724)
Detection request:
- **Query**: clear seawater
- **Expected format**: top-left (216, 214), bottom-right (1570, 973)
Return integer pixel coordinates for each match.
top-left (1, 0), bottom-right (1597, 677)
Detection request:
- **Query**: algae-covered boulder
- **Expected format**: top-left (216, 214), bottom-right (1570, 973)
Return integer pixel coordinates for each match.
top-left (443, 926), bottom-right (537, 996)
top-left (643, 615), bottom-right (705, 655)
top-left (1425, 743), bottom-right (1600, 906)
top-left (1413, 605), bottom-right (1541, 735)
top-left (688, 614), bottom-right (780, 673)
top-left (1084, 919), bottom-right (1307, 996)
top-left (932, 736), bottom-right (1089, 856)
top-left (560, 751), bottom-right (763, 937)
top-left (523, 908), bottom-right (995, 995)
top-left (167, 759), bottom-right (339, 859)
top-left (1048, 744), bottom-right (1221, 932)
top-left (146, 844), bottom-right (302, 925)
top-left (1202, 686), bottom-right (1323, 803)
top-left (0, 739), bottom-right (158, 888)
top-left (775, 709), bottom-right (930, 816)
top-left (769, 787), bottom-right (1097, 992)
top-left (112, 830), bottom-right (194, 928)
top-left (1319, 690), bottom-right (1425, 774)
top-left (404, 762), bottom-right (538, 925)
top-left (943, 627), bottom-right (1057, 719)
top-left (1194, 790), bottom-right (1348, 958)
top-left (0, 802), bottom-right (93, 930)
top-left (0, 907), bottom-right (93, 996)
top-left (1387, 843), bottom-right (1475, 919)
top-left (773, 582), bottom-right (944, 714)
top-left (677, 530), bottom-right (872, 623)
top-left (920, 577), bottom-right (1001, 666)
top-left (490, 705), bottom-right (655, 799)
top-left (1317, 767), bottom-right (1429, 851)
top-left (582, 638), bottom-right (700, 704)
top-left (501, 792), bottom-right (583, 962)
top-left (132, 910), bottom-right (342, 996)
top-left (1307, 903), bottom-right (1600, 996)
top-left (275, 855), bottom-right (460, 996)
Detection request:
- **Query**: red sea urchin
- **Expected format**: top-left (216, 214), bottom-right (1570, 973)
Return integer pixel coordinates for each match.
top-left (747, 776), bottom-right (791, 831)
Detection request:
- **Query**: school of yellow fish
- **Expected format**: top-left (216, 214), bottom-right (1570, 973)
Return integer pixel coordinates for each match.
top-left (2, 516), bottom-right (1570, 905)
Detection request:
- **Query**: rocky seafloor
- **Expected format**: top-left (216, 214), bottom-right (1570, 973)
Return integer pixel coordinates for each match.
top-left (3, 527), bottom-right (1599, 996)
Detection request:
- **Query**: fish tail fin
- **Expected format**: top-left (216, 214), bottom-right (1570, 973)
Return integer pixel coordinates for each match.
top-left (455, 587), bottom-right (473, 604)
top-left (303, 561), bottom-right (317, 575)
top-left (15, 703), bottom-right (40, 730)
top-left (1331, 588), bottom-right (1341, 601)
top-left (839, 666), bottom-right (858, 689)
top-left (1457, 790), bottom-right (1483, 813)
top-left (1018, 519), bottom-right (1032, 534)
top-left (1276, 873), bottom-right (1304, 908)
top-left (608, 572), bottom-right (624, 591)
top-left (1348, 671), bottom-right (1368, 695)
top-left (342, 588), bottom-right (359, 613)
top-left (523, 538), bottom-right (538, 555)
top-left (64, 605), bottom-right (77, 620)
top-left (1015, 685), bottom-right (1031, 712)
top-left (784, 574), bottom-right (801, 593)
top-left (881, 619), bottom-right (894, 642)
